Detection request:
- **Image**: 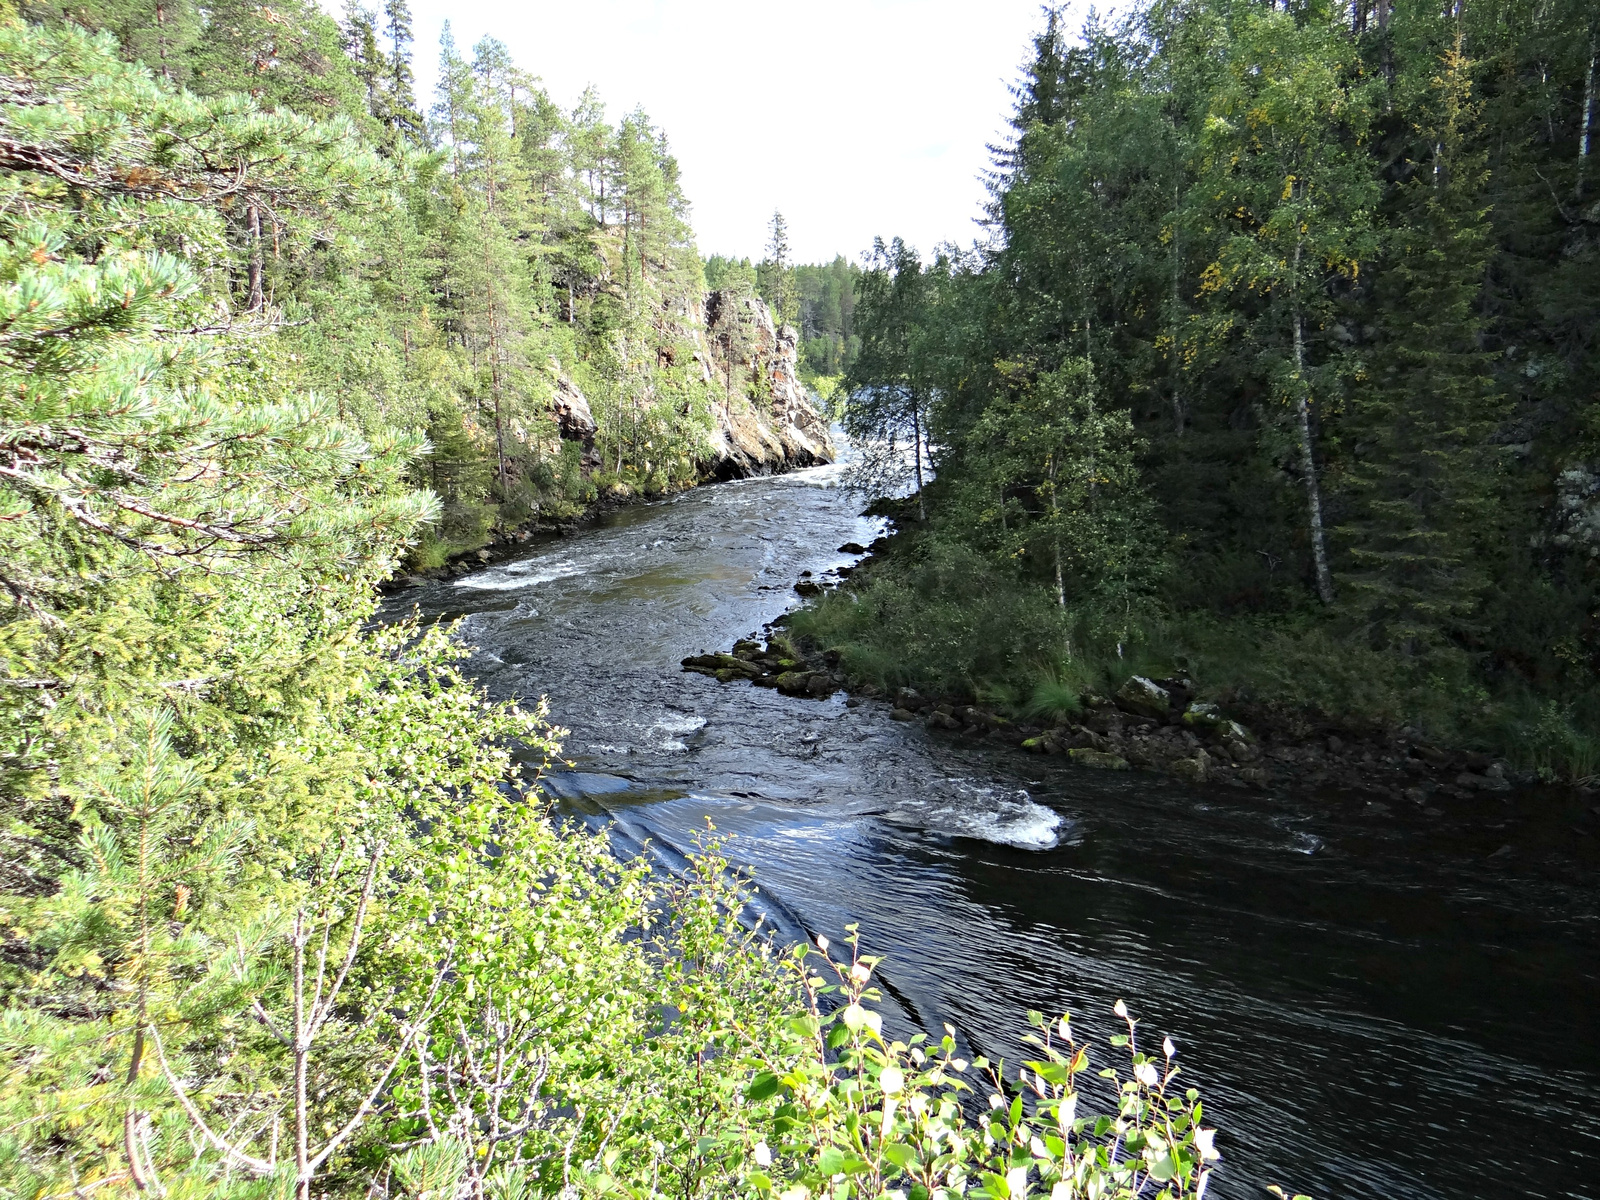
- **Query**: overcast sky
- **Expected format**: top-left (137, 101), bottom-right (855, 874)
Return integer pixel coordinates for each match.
top-left (398, 1), bottom-right (1082, 265)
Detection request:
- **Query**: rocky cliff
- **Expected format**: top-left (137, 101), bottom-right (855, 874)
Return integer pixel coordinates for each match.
top-left (547, 290), bottom-right (834, 483)
top-left (698, 290), bottom-right (835, 479)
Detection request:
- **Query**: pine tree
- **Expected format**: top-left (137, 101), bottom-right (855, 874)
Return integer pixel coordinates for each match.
top-left (760, 209), bottom-right (798, 329)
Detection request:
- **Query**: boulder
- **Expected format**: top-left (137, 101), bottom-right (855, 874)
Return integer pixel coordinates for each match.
top-left (1068, 748), bottom-right (1131, 771)
top-left (889, 707), bottom-right (917, 721)
top-left (1224, 738), bottom-right (1261, 763)
top-left (838, 542), bottom-right (867, 554)
top-left (794, 579), bottom-right (824, 597)
top-left (774, 671), bottom-right (813, 696)
top-left (1181, 702), bottom-right (1224, 730)
top-left (926, 711), bottom-right (962, 731)
top-left (1217, 719), bottom-right (1255, 744)
top-left (549, 369), bottom-right (601, 472)
top-left (1170, 755), bottom-right (1209, 785)
top-left (1085, 709), bottom-right (1123, 735)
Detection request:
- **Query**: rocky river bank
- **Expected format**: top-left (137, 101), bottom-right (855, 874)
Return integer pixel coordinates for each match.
top-left (680, 549), bottom-right (1536, 809)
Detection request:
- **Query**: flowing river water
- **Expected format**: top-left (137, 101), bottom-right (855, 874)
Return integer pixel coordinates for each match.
top-left (389, 460), bottom-right (1600, 1199)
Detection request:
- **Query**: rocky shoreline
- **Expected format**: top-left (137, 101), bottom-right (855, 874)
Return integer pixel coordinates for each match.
top-left (679, 549), bottom-right (1539, 808)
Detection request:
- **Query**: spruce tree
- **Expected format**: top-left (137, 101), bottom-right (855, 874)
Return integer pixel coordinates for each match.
top-left (1342, 10), bottom-right (1505, 650)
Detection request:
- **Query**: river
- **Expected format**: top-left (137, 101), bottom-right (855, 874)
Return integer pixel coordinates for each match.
top-left (389, 460), bottom-right (1600, 1200)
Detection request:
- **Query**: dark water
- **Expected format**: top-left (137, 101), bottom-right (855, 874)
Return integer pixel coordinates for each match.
top-left (389, 462), bottom-right (1600, 1200)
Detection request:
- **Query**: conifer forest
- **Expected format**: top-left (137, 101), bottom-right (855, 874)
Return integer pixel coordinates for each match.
top-left (1, 0), bottom-right (1597, 1196)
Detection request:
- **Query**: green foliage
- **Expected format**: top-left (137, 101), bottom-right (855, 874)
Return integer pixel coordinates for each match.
top-left (733, 930), bottom-right (1219, 1200)
top-left (823, 0), bottom-right (1600, 761)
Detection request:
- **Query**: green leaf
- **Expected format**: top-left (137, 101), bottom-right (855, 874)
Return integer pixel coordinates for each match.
top-left (1026, 1060), bottom-right (1069, 1086)
top-left (883, 1143), bottom-right (918, 1171)
top-left (745, 1072), bottom-right (780, 1101)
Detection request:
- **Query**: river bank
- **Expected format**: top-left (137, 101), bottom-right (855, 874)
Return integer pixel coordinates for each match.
top-left (679, 535), bottom-right (1578, 809)
top-left (682, 623), bottom-right (1543, 807)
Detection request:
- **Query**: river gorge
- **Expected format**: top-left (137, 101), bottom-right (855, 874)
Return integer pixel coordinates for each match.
top-left (389, 460), bottom-right (1600, 1200)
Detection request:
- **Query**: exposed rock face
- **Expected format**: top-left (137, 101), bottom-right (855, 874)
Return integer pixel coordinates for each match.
top-left (701, 290), bottom-right (834, 479)
top-left (541, 291), bottom-right (833, 484)
top-left (549, 363), bottom-right (601, 472)
top-left (1553, 463), bottom-right (1600, 556)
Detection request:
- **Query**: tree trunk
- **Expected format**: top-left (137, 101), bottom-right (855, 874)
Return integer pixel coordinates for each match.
top-left (1579, 34), bottom-right (1596, 199)
top-left (246, 205), bottom-right (264, 311)
top-left (492, 357), bottom-right (507, 493)
top-left (910, 391), bottom-right (926, 520)
top-left (155, 1), bottom-right (168, 81)
top-left (1049, 458), bottom-right (1066, 608)
top-left (1170, 188), bottom-right (1185, 435)
top-left (1292, 304), bottom-right (1335, 604)
top-left (293, 917), bottom-right (310, 1200)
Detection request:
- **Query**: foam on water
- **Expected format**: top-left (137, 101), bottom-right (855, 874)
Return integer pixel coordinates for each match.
top-left (455, 558), bottom-right (583, 592)
top-left (951, 800), bottom-right (1065, 850)
top-left (888, 779), bottom-right (1065, 850)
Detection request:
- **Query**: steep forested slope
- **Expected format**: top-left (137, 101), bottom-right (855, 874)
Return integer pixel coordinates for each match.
top-left (16, 0), bottom-right (830, 568)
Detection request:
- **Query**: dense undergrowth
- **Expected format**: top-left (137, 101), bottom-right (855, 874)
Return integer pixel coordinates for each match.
top-left (791, 535), bottom-right (1600, 783)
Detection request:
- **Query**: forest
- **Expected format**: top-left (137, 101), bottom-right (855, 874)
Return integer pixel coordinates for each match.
top-left (806, 0), bottom-right (1600, 780)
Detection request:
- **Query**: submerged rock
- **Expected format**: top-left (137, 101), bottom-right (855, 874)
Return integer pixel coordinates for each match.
top-left (1069, 748), bottom-right (1131, 771)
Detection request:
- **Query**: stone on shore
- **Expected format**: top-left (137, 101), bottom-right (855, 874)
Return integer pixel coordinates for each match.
top-left (1115, 676), bottom-right (1172, 720)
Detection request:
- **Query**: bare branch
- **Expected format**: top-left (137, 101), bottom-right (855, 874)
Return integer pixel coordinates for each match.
top-left (307, 841), bottom-right (385, 1043)
top-left (147, 1022), bottom-right (276, 1178)
top-left (303, 942), bottom-right (454, 1177)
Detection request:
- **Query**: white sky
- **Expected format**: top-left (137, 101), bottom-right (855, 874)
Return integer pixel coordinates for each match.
top-left (399, 0), bottom-right (1081, 265)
